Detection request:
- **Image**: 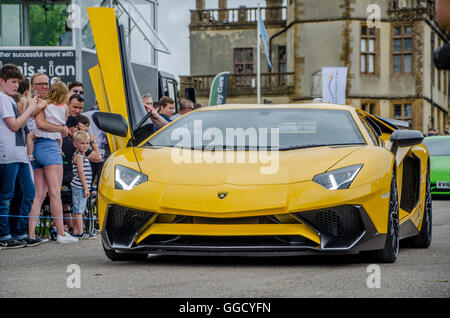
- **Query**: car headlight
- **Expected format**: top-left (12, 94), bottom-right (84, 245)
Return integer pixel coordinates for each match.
top-left (313, 164), bottom-right (363, 190)
top-left (115, 165), bottom-right (148, 190)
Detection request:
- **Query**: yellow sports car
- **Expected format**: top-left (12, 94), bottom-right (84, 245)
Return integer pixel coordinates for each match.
top-left (88, 8), bottom-right (432, 263)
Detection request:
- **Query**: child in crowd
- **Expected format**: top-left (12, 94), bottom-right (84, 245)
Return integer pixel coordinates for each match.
top-left (26, 126), bottom-right (64, 161)
top-left (71, 131), bottom-right (93, 239)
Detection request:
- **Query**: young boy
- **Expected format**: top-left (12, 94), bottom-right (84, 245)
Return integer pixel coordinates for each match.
top-left (70, 131), bottom-right (93, 239)
top-left (0, 64), bottom-right (45, 248)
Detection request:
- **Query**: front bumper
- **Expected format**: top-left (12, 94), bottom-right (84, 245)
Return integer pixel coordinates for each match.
top-left (101, 204), bottom-right (387, 257)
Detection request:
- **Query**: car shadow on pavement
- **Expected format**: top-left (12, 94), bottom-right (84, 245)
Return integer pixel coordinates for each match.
top-left (107, 253), bottom-right (394, 267)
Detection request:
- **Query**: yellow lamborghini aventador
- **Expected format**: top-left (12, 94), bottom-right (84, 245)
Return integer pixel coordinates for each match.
top-left (88, 8), bottom-right (432, 263)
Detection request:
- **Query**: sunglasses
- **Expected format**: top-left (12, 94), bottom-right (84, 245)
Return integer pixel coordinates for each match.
top-left (34, 82), bottom-right (49, 87)
top-left (73, 89), bottom-right (84, 94)
top-left (71, 94), bottom-right (85, 101)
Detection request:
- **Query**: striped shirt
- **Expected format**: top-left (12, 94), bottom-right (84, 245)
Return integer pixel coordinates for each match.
top-left (71, 151), bottom-right (92, 190)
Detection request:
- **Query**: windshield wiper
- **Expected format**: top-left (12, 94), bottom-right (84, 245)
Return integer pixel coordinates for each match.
top-left (279, 143), bottom-right (362, 150)
top-left (279, 144), bottom-right (329, 150)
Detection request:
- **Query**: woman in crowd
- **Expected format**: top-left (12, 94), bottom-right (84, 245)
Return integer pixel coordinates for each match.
top-left (27, 80), bottom-right (78, 244)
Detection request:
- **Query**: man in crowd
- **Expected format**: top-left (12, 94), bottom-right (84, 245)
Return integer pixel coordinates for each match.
top-left (142, 93), bottom-right (154, 113)
top-left (171, 99), bottom-right (194, 120)
top-left (68, 94), bottom-right (85, 120)
top-left (141, 95), bottom-right (170, 134)
top-left (68, 81), bottom-right (84, 98)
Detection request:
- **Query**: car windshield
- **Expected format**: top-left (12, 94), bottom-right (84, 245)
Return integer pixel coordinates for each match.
top-left (423, 138), bottom-right (450, 156)
top-left (144, 108), bottom-right (365, 150)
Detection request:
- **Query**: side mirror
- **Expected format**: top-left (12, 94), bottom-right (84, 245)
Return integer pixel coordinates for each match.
top-left (390, 130), bottom-right (424, 154)
top-left (92, 112), bottom-right (128, 137)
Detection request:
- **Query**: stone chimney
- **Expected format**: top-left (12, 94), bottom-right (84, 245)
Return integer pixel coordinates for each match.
top-left (266, 0), bottom-right (283, 22)
top-left (218, 0), bottom-right (227, 22)
top-left (218, 0), bottom-right (227, 9)
top-left (196, 0), bottom-right (205, 10)
top-left (266, 0), bottom-right (283, 7)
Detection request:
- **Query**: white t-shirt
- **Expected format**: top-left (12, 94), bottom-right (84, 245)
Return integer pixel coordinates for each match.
top-left (34, 103), bottom-right (67, 140)
top-left (0, 91), bottom-right (28, 164)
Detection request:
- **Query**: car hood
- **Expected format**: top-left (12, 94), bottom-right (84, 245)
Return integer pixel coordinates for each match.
top-left (133, 146), bottom-right (362, 185)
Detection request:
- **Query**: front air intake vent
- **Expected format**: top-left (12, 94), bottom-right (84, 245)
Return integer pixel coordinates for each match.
top-left (105, 205), bottom-right (154, 247)
top-left (294, 206), bottom-right (365, 248)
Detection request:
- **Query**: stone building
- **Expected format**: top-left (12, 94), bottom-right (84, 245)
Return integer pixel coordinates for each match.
top-left (181, 0), bottom-right (449, 133)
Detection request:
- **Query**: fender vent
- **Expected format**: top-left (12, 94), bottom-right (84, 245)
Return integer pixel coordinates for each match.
top-left (400, 154), bottom-right (421, 212)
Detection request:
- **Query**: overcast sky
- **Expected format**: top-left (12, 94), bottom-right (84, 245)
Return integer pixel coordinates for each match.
top-left (157, 0), bottom-right (278, 79)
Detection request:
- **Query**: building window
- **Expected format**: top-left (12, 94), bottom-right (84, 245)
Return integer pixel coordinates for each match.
top-left (0, 3), bottom-right (23, 46)
top-left (443, 71), bottom-right (448, 95)
top-left (234, 48), bottom-right (254, 74)
top-left (278, 46), bottom-right (287, 84)
top-left (234, 48), bottom-right (254, 86)
top-left (393, 25), bottom-right (413, 74)
top-left (392, 102), bottom-right (413, 127)
top-left (437, 39), bottom-right (442, 91)
top-left (361, 101), bottom-right (378, 115)
top-left (360, 25), bottom-right (378, 74)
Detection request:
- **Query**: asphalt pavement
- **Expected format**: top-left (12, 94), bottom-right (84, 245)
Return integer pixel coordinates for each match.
top-left (0, 199), bottom-right (449, 298)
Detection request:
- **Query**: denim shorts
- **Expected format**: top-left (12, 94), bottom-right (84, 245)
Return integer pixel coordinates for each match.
top-left (31, 138), bottom-right (63, 170)
top-left (72, 186), bottom-right (87, 215)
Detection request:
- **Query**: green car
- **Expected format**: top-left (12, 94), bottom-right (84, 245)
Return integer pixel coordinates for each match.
top-left (423, 136), bottom-right (450, 196)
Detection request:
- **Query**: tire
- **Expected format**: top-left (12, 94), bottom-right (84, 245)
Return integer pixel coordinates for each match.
top-left (103, 244), bottom-right (148, 261)
top-left (404, 166), bottom-right (432, 248)
top-left (362, 173), bottom-right (400, 263)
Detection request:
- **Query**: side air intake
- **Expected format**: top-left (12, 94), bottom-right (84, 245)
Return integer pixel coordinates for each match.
top-left (105, 205), bottom-right (154, 247)
top-left (293, 205), bottom-right (365, 248)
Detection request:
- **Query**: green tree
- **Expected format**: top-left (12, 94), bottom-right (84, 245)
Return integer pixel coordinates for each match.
top-left (29, 4), bottom-right (68, 46)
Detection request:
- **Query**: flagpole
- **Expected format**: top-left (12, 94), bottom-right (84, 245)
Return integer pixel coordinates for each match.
top-left (257, 4), bottom-right (261, 105)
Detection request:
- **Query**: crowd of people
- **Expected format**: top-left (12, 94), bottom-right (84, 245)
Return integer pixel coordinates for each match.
top-left (0, 63), bottom-right (198, 250)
